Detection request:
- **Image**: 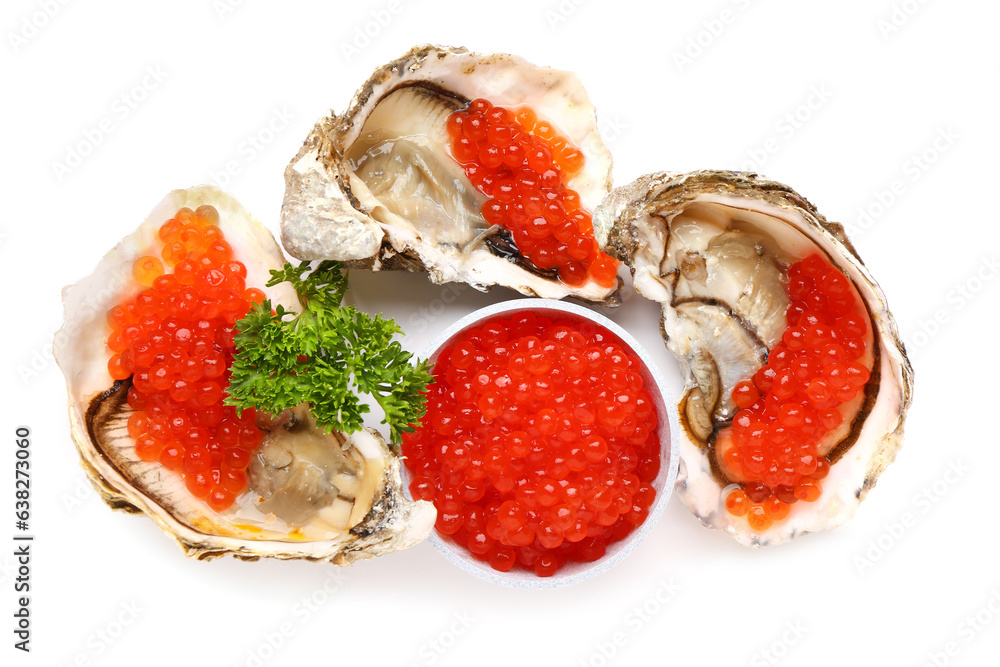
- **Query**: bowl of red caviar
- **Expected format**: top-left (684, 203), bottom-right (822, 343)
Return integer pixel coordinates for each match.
top-left (400, 299), bottom-right (678, 588)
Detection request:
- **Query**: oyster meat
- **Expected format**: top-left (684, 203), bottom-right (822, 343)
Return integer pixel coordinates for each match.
top-left (54, 185), bottom-right (434, 563)
top-left (595, 171), bottom-right (913, 546)
top-left (281, 44), bottom-right (620, 304)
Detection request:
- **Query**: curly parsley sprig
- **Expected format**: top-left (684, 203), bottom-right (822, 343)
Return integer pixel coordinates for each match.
top-left (225, 260), bottom-right (432, 442)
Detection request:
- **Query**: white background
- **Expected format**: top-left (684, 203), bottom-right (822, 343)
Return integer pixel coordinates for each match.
top-left (2, 1), bottom-right (998, 665)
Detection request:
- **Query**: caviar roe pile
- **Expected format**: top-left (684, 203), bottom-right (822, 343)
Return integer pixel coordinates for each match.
top-left (106, 205), bottom-right (267, 512)
top-left (402, 313), bottom-right (660, 577)
top-left (724, 253), bottom-right (871, 530)
top-left (446, 98), bottom-right (619, 289)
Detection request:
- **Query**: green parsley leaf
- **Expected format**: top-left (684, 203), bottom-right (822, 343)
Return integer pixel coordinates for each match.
top-left (225, 260), bottom-right (432, 442)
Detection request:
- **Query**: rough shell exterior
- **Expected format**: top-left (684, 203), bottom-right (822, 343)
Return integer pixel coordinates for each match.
top-left (281, 44), bottom-right (620, 304)
top-left (595, 170), bottom-right (914, 546)
top-left (54, 185), bottom-right (435, 563)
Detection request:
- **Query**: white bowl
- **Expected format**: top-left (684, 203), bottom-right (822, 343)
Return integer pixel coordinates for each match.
top-left (403, 298), bottom-right (679, 589)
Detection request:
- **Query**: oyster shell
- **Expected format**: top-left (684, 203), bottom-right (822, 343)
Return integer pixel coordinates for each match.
top-left (54, 185), bottom-right (434, 563)
top-left (595, 170), bottom-right (914, 546)
top-left (281, 44), bottom-right (620, 304)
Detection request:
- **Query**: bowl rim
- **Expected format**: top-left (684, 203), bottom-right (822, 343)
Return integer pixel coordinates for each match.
top-left (403, 298), bottom-right (680, 589)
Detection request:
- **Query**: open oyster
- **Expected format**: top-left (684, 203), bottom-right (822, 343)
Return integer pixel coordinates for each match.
top-left (54, 185), bottom-right (434, 562)
top-left (281, 44), bottom-right (621, 304)
top-left (595, 171), bottom-right (913, 546)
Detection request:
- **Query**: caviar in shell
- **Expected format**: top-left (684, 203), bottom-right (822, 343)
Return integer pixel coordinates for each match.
top-left (54, 185), bottom-right (434, 563)
top-left (595, 171), bottom-right (913, 546)
top-left (281, 44), bottom-right (622, 304)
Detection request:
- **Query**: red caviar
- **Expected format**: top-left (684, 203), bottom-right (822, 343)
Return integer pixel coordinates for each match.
top-left (106, 205), bottom-right (263, 512)
top-left (446, 98), bottom-right (620, 289)
top-left (724, 253), bottom-right (872, 528)
top-left (401, 312), bottom-right (660, 577)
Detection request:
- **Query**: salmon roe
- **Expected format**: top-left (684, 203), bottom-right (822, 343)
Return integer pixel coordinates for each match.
top-left (401, 313), bottom-right (660, 577)
top-left (723, 253), bottom-right (872, 530)
top-left (106, 205), bottom-right (266, 512)
top-left (446, 98), bottom-right (620, 289)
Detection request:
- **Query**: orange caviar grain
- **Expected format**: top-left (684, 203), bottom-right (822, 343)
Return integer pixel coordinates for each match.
top-left (746, 504), bottom-right (772, 531)
top-left (725, 489), bottom-right (749, 517)
top-left (178, 224), bottom-right (207, 255)
top-left (126, 411), bottom-right (149, 440)
top-left (108, 354), bottom-right (129, 381)
top-left (588, 254), bottom-right (619, 288)
top-left (195, 205), bottom-right (220, 227)
top-left (132, 255), bottom-right (165, 287)
top-left (533, 120), bottom-right (556, 140)
top-left (763, 495), bottom-right (791, 521)
top-left (795, 478), bottom-right (822, 502)
top-left (106, 304), bottom-right (133, 329)
top-left (158, 218), bottom-right (183, 244)
top-left (514, 107), bottom-right (538, 132)
top-left (202, 225), bottom-right (224, 245)
top-left (243, 288), bottom-right (266, 304)
top-left (161, 241), bottom-right (187, 267)
top-left (557, 146), bottom-right (585, 178)
top-left (731, 379), bottom-right (760, 410)
top-left (134, 434), bottom-right (164, 462)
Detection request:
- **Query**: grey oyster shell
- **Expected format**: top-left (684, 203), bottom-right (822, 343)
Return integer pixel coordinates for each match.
top-left (281, 44), bottom-right (621, 304)
top-left (595, 170), bottom-right (914, 546)
top-left (54, 185), bottom-right (435, 563)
